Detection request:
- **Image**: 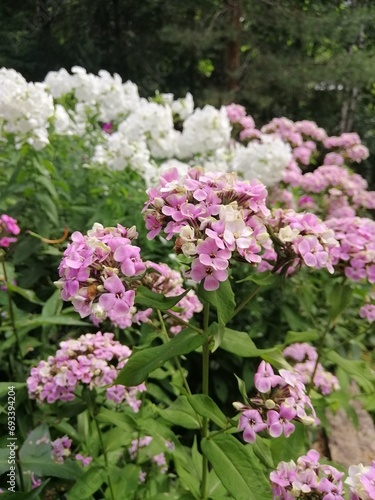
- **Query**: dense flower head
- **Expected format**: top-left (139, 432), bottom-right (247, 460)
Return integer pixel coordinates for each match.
top-left (270, 449), bottom-right (345, 499)
top-left (234, 361), bottom-right (318, 444)
top-left (258, 209), bottom-right (339, 275)
top-left (55, 222), bottom-right (201, 329)
top-left (0, 214), bottom-right (20, 248)
top-left (144, 167), bottom-right (272, 290)
top-left (0, 67), bottom-right (54, 149)
top-left (232, 135), bottom-right (293, 186)
top-left (283, 343), bottom-right (340, 396)
top-left (345, 461), bottom-right (375, 500)
top-left (324, 217), bottom-right (375, 284)
top-left (27, 331), bottom-right (146, 408)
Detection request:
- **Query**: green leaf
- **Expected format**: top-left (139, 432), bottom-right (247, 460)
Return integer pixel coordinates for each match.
top-left (66, 466), bottom-right (106, 500)
top-left (115, 329), bottom-right (204, 386)
top-left (198, 279), bottom-right (235, 326)
top-left (41, 289), bottom-right (63, 317)
top-left (187, 394), bottom-right (227, 429)
top-left (6, 284), bottom-right (44, 305)
top-left (328, 282), bottom-right (353, 322)
top-left (110, 464), bottom-right (140, 499)
top-left (96, 408), bottom-right (137, 432)
top-left (0, 383), bottom-right (26, 399)
top-left (201, 434), bottom-right (270, 500)
top-left (221, 328), bottom-right (260, 357)
top-left (251, 438), bottom-right (274, 469)
top-left (237, 271), bottom-right (278, 287)
top-left (15, 315), bottom-right (89, 330)
top-left (234, 374), bottom-right (249, 403)
top-left (221, 329), bottom-right (291, 368)
top-left (0, 480), bottom-right (50, 499)
top-left (270, 422), bottom-right (307, 464)
top-left (285, 329), bottom-right (319, 344)
top-left (135, 286), bottom-right (188, 310)
top-left (158, 396), bottom-right (201, 429)
top-left (19, 424), bottom-right (82, 480)
top-left (35, 193), bottom-right (59, 225)
top-left (326, 350), bottom-right (375, 393)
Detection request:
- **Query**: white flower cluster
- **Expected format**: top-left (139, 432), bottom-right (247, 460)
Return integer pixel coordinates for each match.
top-left (0, 66), bottom-right (294, 186)
top-left (232, 135), bottom-right (292, 186)
top-left (0, 68), bottom-right (54, 149)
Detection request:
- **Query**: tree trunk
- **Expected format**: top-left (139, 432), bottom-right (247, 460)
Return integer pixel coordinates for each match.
top-left (225, 0), bottom-right (242, 93)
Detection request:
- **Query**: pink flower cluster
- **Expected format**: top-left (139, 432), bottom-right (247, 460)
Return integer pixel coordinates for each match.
top-left (141, 262), bottom-right (203, 333)
top-left (325, 217), bottom-right (375, 283)
top-left (288, 165), bottom-right (375, 214)
top-left (225, 104), bottom-right (261, 141)
top-left (0, 214), bottom-right (20, 248)
top-left (55, 223), bottom-right (201, 329)
top-left (283, 343), bottom-right (340, 396)
top-left (270, 449), bottom-right (344, 500)
top-left (27, 331), bottom-right (146, 409)
top-left (128, 435), bottom-right (171, 482)
top-left (259, 209), bottom-right (338, 275)
top-left (144, 167), bottom-right (272, 290)
top-left (346, 461), bottom-right (375, 500)
top-left (234, 361), bottom-right (318, 444)
top-left (360, 304), bottom-right (375, 323)
top-left (51, 435), bottom-right (92, 466)
top-left (51, 435), bottom-right (72, 463)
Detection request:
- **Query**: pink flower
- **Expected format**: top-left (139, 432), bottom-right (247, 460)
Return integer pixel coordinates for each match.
top-left (238, 409), bottom-right (267, 443)
top-left (190, 260), bottom-right (228, 291)
top-left (99, 275), bottom-right (135, 320)
top-left (254, 360), bottom-right (282, 393)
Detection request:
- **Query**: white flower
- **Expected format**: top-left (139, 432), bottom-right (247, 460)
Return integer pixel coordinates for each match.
top-left (177, 105), bottom-right (231, 159)
top-left (233, 134), bottom-right (292, 186)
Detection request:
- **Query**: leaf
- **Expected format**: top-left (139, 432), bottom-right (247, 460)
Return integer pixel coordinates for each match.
top-left (328, 282), bottom-right (353, 322)
top-left (35, 193), bottom-right (59, 225)
top-left (234, 374), bottom-right (249, 403)
top-left (66, 466), bottom-right (106, 499)
top-left (237, 271), bottom-right (278, 286)
top-left (19, 424), bottom-right (82, 480)
top-left (326, 350), bottom-right (375, 393)
top-left (0, 480), bottom-right (50, 499)
top-left (158, 396), bottom-right (201, 429)
top-left (110, 464), bottom-right (140, 499)
top-left (251, 438), bottom-right (274, 469)
top-left (220, 328), bottom-right (260, 357)
top-left (115, 329), bottom-right (205, 386)
top-left (16, 316), bottom-right (89, 330)
top-left (187, 394), bottom-right (227, 429)
top-left (96, 408), bottom-right (137, 432)
top-left (41, 289), bottom-right (63, 317)
top-left (221, 329), bottom-right (291, 368)
top-left (6, 284), bottom-right (44, 305)
top-left (270, 422), bottom-right (307, 464)
top-left (198, 279), bottom-right (235, 326)
top-left (0, 383), bottom-right (26, 399)
top-left (201, 434), bottom-right (270, 500)
top-left (135, 286), bottom-right (188, 310)
top-left (284, 329), bottom-right (319, 344)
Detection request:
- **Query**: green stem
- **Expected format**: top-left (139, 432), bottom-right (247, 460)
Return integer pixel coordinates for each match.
top-left (1, 255), bottom-right (22, 359)
top-left (231, 285), bottom-right (261, 320)
top-left (200, 303), bottom-right (210, 500)
top-left (16, 447), bottom-right (25, 492)
top-left (307, 321), bottom-right (335, 396)
top-left (93, 414), bottom-right (115, 500)
top-left (156, 309), bottom-right (192, 396)
top-left (164, 310), bottom-right (204, 336)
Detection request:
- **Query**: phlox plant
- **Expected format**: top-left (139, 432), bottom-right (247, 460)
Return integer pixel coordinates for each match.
top-left (0, 67), bottom-right (374, 499)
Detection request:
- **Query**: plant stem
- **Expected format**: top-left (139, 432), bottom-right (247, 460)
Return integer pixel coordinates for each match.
top-left (1, 255), bottom-right (22, 359)
top-left (16, 446), bottom-right (25, 492)
top-left (200, 303), bottom-right (210, 500)
top-left (93, 414), bottom-right (115, 500)
top-left (307, 321), bottom-right (335, 396)
top-left (156, 309), bottom-right (192, 396)
top-left (231, 285), bottom-right (261, 320)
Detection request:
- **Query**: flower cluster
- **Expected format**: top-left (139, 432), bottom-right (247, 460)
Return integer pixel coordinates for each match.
top-left (234, 361), bottom-right (318, 444)
top-left (27, 331), bottom-right (146, 409)
top-left (0, 67), bottom-right (54, 149)
top-left (360, 304), bottom-right (375, 323)
top-left (232, 135), bottom-right (292, 187)
top-left (51, 435), bottom-right (72, 463)
top-left (259, 209), bottom-right (339, 275)
top-left (144, 167), bottom-right (271, 290)
top-left (0, 214), bottom-right (20, 248)
top-left (346, 461), bottom-right (375, 500)
top-left (55, 222), bottom-right (201, 329)
top-left (325, 217), bottom-right (375, 283)
top-left (128, 435), bottom-right (172, 483)
top-left (283, 343), bottom-right (340, 395)
top-left (270, 449), bottom-right (345, 499)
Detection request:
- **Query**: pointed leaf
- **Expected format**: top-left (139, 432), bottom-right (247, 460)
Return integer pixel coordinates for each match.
top-left (135, 286), bottom-right (188, 310)
top-left (202, 434), bottom-right (270, 500)
top-left (187, 394), bottom-right (227, 429)
top-left (115, 329), bottom-right (204, 386)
